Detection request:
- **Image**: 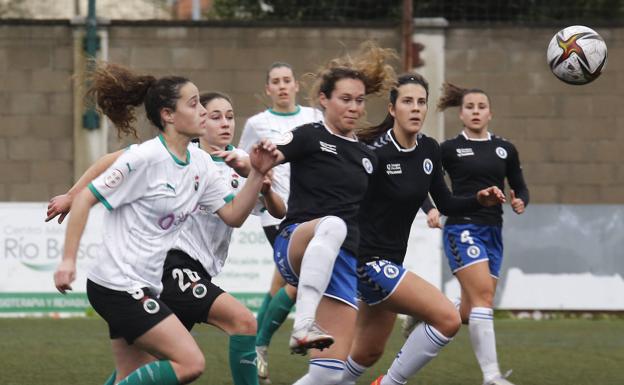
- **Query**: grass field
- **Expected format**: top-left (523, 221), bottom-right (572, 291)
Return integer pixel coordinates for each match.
top-left (1, 317), bottom-right (623, 385)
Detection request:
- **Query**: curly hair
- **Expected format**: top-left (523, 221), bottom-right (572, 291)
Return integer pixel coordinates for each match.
top-left (86, 62), bottom-right (189, 138)
top-left (306, 41), bottom-right (398, 106)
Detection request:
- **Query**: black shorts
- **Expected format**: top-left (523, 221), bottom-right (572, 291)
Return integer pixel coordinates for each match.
top-left (160, 249), bottom-right (225, 331)
top-left (87, 279), bottom-right (173, 344)
top-left (263, 225), bottom-right (280, 249)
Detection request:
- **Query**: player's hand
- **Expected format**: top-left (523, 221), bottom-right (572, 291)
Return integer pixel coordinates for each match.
top-left (46, 194), bottom-right (72, 224)
top-left (476, 186), bottom-right (506, 207)
top-left (261, 170), bottom-right (274, 195)
top-left (510, 189), bottom-right (525, 214)
top-left (212, 149), bottom-right (249, 172)
top-left (250, 139), bottom-right (279, 174)
top-left (54, 260), bottom-right (76, 294)
top-left (426, 208), bottom-right (442, 229)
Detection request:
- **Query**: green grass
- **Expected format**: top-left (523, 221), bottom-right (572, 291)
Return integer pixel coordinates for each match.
top-left (1, 318), bottom-right (623, 385)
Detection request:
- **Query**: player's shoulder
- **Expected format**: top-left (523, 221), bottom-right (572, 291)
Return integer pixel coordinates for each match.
top-left (245, 109), bottom-right (271, 126)
top-left (128, 136), bottom-right (169, 165)
top-left (491, 133), bottom-right (518, 151)
top-left (417, 132), bottom-right (440, 148)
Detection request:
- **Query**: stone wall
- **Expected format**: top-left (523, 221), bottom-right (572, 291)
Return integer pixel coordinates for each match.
top-left (0, 22), bottom-right (73, 201)
top-left (1, 21), bottom-right (622, 204)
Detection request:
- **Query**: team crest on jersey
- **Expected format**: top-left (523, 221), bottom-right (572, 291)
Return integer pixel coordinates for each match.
top-left (231, 178), bottom-right (239, 189)
top-left (467, 245), bottom-right (481, 259)
top-left (104, 168), bottom-right (124, 189)
top-left (383, 264), bottom-right (400, 279)
top-left (274, 131), bottom-right (293, 145)
top-left (194, 175), bottom-right (199, 191)
top-left (495, 147), bottom-right (508, 159)
top-left (362, 158), bottom-right (373, 174)
top-left (423, 159), bottom-right (433, 175)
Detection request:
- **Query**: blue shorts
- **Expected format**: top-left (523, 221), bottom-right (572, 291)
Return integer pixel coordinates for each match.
top-left (274, 223), bottom-right (358, 308)
top-left (357, 258), bottom-right (407, 305)
top-left (443, 224), bottom-right (503, 278)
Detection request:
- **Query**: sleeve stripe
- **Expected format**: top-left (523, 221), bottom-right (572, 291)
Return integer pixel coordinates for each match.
top-left (88, 183), bottom-right (113, 211)
top-left (223, 193), bottom-right (235, 203)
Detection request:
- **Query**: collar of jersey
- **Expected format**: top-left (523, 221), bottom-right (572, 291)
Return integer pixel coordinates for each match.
top-left (158, 134), bottom-right (190, 166)
top-left (387, 129), bottom-right (417, 152)
top-left (268, 105), bottom-right (301, 116)
top-left (210, 144), bottom-right (235, 162)
top-left (462, 130), bottom-right (491, 141)
top-left (323, 124), bottom-right (358, 142)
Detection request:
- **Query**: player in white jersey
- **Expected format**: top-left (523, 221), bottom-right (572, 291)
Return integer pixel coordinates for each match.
top-left (52, 63), bottom-right (277, 385)
top-left (48, 91), bottom-right (286, 385)
top-left (237, 62), bottom-right (322, 383)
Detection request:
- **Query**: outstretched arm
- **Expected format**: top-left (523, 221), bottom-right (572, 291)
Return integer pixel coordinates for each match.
top-left (53, 188), bottom-right (98, 293)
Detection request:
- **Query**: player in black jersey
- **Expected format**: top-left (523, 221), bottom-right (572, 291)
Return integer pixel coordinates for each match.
top-left (333, 73), bottom-right (505, 385)
top-left (425, 83), bottom-right (529, 385)
top-left (268, 42), bottom-right (396, 385)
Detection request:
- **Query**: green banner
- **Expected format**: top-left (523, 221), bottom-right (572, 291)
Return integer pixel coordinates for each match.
top-left (0, 292), bottom-right (270, 314)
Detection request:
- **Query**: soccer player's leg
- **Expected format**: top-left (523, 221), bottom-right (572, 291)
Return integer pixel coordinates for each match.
top-left (293, 297), bottom-right (357, 385)
top-left (343, 303), bottom-right (396, 385)
top-left (280, 217), bottom-right (347, 354)
top-left (371, 270), bottom-right (460, 385)
top-left (206, 292), bottom-right (259, 385)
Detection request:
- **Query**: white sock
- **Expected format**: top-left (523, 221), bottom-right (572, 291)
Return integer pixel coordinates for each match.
top-left (294, 359), bottom-right (345, 385)
top-left (342, 356), bottom-right (368, 385)
top-left (469, 307), bottom-right (501, 382)
top-left (381, 323), bottom-right (451, 385)
top-left (293, 216), bottom-right (347, 330)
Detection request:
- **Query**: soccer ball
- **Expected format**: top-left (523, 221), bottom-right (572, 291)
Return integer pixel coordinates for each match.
top-left (546, 25), bottom-right (608, 85)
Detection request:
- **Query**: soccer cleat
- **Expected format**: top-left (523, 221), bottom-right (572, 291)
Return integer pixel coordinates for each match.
top-left (370, 375), bottom-right (384, 385)
top-left (256, 345), bottom-right (271, 384)
top-left (289, 321), bottom-right (334, 355)
top-left (484, 370), bottom-right (515, 385)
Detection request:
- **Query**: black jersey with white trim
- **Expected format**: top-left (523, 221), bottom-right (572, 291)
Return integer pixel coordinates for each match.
top-left (358, 130), bottom-right (480, 264)
top-left (277, 122), bottom-right (377, 255)
top-left (441, 132), bottom-right (529, 226)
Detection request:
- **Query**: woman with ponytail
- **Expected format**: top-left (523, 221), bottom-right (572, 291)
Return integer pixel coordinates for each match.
top-left (339, 73), bottom-right (506, 385)
top-left (52, 63), bottom-right (277, 385)
top-left (423, 83), bottom-right (529, 385)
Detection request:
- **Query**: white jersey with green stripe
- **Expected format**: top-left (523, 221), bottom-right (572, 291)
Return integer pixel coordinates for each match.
top-left (238, 105), bottom-right (322, 227)
top-left (87, 135), bottom-right (230, 295)
top-left (174, 145), bottom-right (255, 277)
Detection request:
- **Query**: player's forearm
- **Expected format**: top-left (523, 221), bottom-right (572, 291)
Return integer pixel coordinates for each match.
top-left (62, 189), bottom-right (97, 264)
top-left (219, 171), bottom-right (264, 227)
top-left (262, 189), bottom-right (286, 219)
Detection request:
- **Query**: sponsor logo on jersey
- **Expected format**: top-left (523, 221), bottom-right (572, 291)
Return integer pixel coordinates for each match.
top-left (158, 205), bottom-right (198, 230)
top-left (495, 146), bottom-right (508, 159)
top-left (467, 245), bottom-right (481, 259)
top-left (386, 163), bottom-right (402, 175)
top-left (194, 175), bottom-right (199, 191)
top-left (423, 158), bottom-right (433, 175)
top-left (456, 148), bottom-right (474, 157)
top-left (104, 168), bottom-right (124, 189)
top-left (319, 141), bottom-right (337, 154)
top-left (274, 131), bottom-right (293, 145)
top-left (362, 158), bottom-right (373, 174)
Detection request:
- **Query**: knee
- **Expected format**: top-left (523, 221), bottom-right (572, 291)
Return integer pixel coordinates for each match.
top-left (316, 216), bottom-right (347, 243)
top-left (178, 354), bottom-right (205, 383)
top-left (231, 312), bottom-right (257, 335)
top-left (429, 305), bottom-right (462, 337)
